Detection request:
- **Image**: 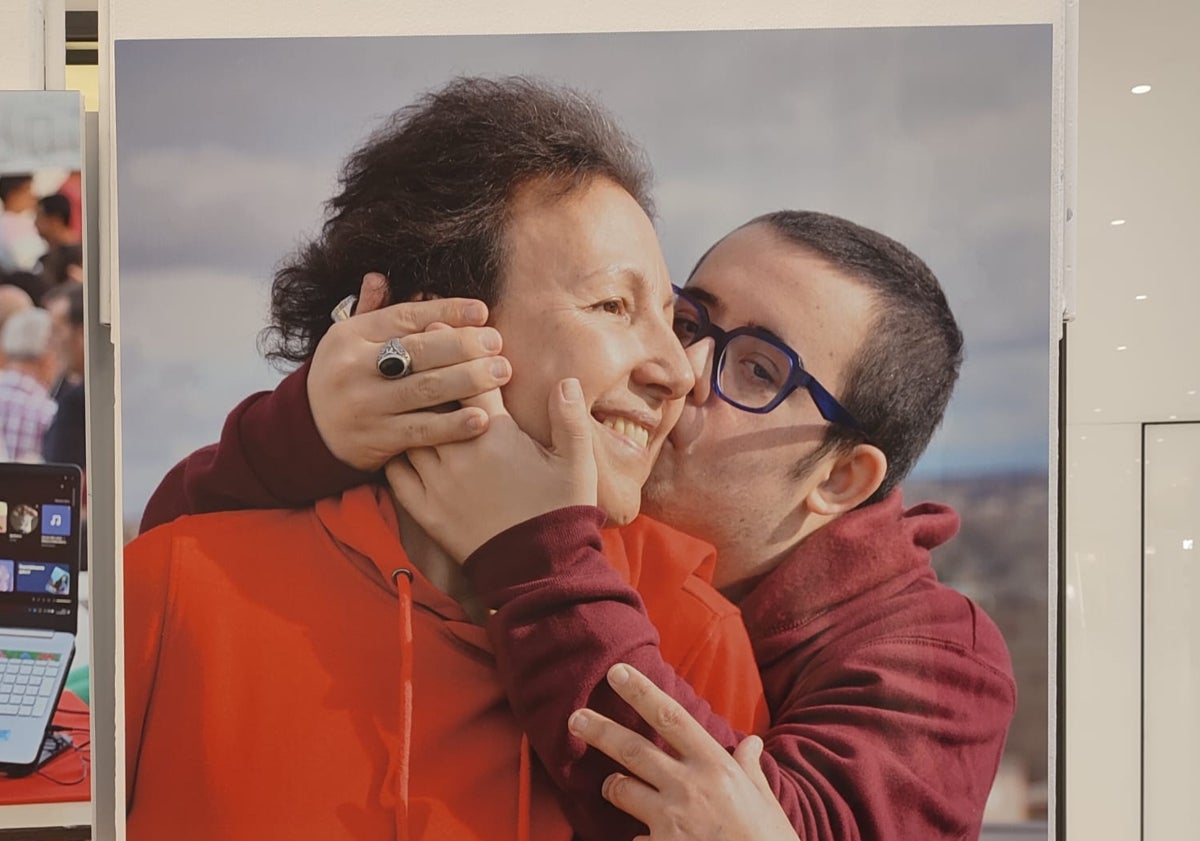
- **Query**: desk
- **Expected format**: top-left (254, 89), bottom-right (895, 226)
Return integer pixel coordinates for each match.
top-left (0, 690), bottom-right (91, 834)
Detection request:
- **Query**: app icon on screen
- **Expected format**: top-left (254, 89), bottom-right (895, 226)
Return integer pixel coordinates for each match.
top-left (42, 504), bottom-right (71, 537)
top-left (8, 504), bottom-right (37, 536)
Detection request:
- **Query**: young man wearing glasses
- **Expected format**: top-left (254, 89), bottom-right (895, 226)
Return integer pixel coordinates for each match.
top-left (140, 210), bottom-right (1015, 841)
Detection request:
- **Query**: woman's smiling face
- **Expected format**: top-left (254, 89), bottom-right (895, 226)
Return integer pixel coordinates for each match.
top-left (490, 177), bottom-right (694, 525)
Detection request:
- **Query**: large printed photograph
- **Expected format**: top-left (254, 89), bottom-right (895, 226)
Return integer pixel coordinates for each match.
top-left (0, 90), bottom-right (91, 813)
top-left (115, 27), bottom-right (1052, 840)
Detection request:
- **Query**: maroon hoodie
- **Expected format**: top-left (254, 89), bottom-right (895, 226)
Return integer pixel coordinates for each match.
top-left (466, 497), bottom-right (1016, 841)
top-left (140, 363), bottom-right (1017, 841)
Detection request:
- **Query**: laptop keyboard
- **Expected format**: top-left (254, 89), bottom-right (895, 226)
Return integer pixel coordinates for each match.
top-left (0, 654), bottom-right (62, 718)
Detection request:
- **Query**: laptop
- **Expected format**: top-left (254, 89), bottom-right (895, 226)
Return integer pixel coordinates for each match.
top-left (0, 463), bottom-right (82, 772)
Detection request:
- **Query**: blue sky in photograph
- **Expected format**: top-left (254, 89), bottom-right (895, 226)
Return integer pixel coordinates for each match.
top-left (115, 26), bottom-right (1052, 520)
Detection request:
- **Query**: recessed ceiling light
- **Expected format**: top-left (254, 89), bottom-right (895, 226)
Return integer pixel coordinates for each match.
top-left (1169, 415), bottom-right (1178, 420)
top-left (1110, 219), bottom-right (1127, 226)
top-left (1093, 408), bottom-right (1102, 413)
top-left (1131, 84), bottom-right (1152, 94)
top-left (1189, 390), bottom-right (1197, 396)
top-left (1135, 294), bottom-right (1149, 301)
top-left (1117, 345), bottom-right (1128, 351)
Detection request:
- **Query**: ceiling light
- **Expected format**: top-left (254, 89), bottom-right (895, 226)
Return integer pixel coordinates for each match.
top-left (1093, 408), bottom-right (1102, 413)
top-left (1131, 84), bottom-right (1152, 94)
top-left (1169, 415), bottom-right (1178, 420)
top-left (1135, 294), bottom-right (1148, 301)
top-left (1110, 219), bottom-right (1127, 226)
top-left (1117, 345), bottom-right (1128, 351)
top-left (1188, 390), bottom-right (1197, 396)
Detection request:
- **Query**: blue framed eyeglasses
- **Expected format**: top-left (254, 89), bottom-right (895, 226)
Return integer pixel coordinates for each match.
top-left (671, 284), bottom-right (864, 432)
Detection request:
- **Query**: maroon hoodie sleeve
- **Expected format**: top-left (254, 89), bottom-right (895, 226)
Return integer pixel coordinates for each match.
top-left (465, 507), bottom-right (750, 841)
top-left (138, 360), bottom-right (371, 534)
top-left (465, 507), bottom-right (1016, 841)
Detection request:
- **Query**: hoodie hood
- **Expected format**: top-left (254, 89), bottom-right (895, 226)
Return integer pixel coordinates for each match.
top-left (739, 490), bottom-right (959, 665)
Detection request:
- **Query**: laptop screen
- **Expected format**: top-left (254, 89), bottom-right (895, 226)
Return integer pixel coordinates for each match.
top-left (0, 463), bottom-right (82, 634)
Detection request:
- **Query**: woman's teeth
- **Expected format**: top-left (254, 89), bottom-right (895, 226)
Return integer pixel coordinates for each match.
top-left (602, 417), bottom-right (650, 448)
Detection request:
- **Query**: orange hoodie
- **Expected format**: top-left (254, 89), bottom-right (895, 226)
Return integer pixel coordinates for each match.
top-left (124, 485), bottom-right (765, 840)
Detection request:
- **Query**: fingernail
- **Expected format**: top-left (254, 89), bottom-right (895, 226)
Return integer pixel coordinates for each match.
top-left (466, 412), bottom-right (486, 433)
top-left (464, 302), bottom-right (487, 322)
top-left (492, 359), bottom-right (510, 379)
top-left (562, 378), bottom-right (582, 402)
top-left (568, 710), bottom-right (590, 734)
top-left (608, 663), bottom-right (629, 686)
top-left (601, 775), bottom-right (617, 800)
top-left (481, 330), bottom-right (502, 352)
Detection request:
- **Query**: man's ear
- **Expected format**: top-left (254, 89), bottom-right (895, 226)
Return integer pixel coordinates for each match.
top-left (806, 443), bottom-right (888, 516)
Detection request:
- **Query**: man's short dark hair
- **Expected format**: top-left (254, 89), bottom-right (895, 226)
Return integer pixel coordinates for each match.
top-left (38, 193), bottom-right (71, 226)
top-left (706, 211), bottom-right (964, 505)
top-left (43, 281), bottom-right (84, 327)
top-left (0, 175), bottom-right (33, 204)
top-left (263, 76), bottom-right (655, 365)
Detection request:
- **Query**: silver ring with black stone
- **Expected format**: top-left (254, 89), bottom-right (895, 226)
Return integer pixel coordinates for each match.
top-left (377, 338), bottom-right (414, 379)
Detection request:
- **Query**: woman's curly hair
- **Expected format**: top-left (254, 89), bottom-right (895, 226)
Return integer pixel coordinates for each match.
top-left (262, 76), bottom-right (655, 366)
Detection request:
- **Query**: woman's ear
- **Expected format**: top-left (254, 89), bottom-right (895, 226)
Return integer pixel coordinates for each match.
top-left (806, 443), bottom-right (888, 516)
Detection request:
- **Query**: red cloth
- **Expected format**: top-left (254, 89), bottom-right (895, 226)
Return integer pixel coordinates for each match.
top-left (124, 487), bottom-right (764, 840)
top-left (0, 690), bottom-right (90, 805)
top-left (467, 496), bottom-right (1016, 841)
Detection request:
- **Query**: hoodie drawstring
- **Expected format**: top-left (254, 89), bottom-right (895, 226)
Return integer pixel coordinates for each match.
top-left (391, 566), bottom-right (532, 841)
top-left (392, 568), bottom-right (415, 841)
top-left (517, 733), bottom-right (532, 841)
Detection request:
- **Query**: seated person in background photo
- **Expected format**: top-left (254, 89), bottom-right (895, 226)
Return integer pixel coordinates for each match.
top-left (147, 207), bottom-right (1017, 840)
top-left (39, 284), bottom-right (88, 569)
top-left (123, 76), bottom-right (766, 841)
top-left (42, 283), bottom-right (86, 467)
top-left (0, 306), bottom-right (59, 464)
top-left (0, 175), bottom-right (46, 276)
top-left (34, 194), bottom-right (84, 288)
top-left (0, 284), bottom-right (34, 369)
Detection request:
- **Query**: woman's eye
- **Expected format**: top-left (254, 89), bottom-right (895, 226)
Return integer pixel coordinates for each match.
top-left (599, 299), bottom-right (628, 316)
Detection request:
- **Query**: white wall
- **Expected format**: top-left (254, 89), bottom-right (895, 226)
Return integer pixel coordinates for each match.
top-left (0, 1), bottom-right (44, 90)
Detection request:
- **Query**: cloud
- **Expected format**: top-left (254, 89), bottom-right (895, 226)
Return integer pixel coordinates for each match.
top-left (117, 144), bottom-right (335, 274)
top-left (119, 266), bottom-right (285, 517)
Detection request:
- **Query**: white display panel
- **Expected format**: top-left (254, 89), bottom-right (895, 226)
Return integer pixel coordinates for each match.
top-left (1143, 422), bottom-right (1200, 841)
